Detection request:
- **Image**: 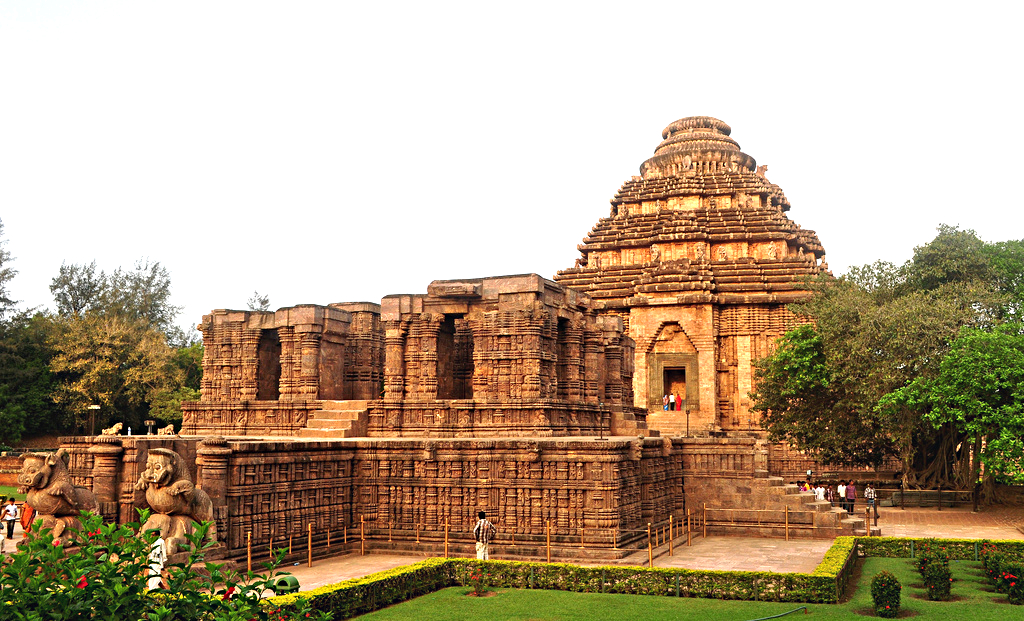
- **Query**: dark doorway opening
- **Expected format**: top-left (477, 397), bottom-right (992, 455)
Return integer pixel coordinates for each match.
top-left (257, 329), bottom-right (282, 400)
top-left (664, 368), bottom-right (686, 406)
top-left (437, 315), bottom-right (474, 399)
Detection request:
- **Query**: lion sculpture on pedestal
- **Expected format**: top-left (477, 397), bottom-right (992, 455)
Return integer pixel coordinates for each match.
top-left (17, 448), bottom-right (99, 542)
top-left (134, 448), bottom-right (216, 554)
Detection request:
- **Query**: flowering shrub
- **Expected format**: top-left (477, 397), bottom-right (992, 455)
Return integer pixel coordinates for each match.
top-left (0, 511), bottom-right (330, 621)
top-left (870, 571), bottom-right (901, 618)
top-left (465, 565), bottom-right (490, 595)
top-left (997, 563), bottom-right (1024, 605)
top-left (922, 560), bottom-right (952, 601)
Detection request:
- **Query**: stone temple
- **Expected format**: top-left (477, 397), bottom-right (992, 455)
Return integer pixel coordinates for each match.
top-left (56, 117), bottom-right (867, 567)
top-left (555, 116), bottom-right (826, 434)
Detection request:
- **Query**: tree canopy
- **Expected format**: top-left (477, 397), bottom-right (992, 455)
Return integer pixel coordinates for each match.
top-left (752, 226), bottom-right (1024, 494)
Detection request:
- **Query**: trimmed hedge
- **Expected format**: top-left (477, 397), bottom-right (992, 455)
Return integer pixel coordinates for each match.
top-left (268, 539), bottom-right (859, 618)
top-left (859, 536), bottom-right (1024, 560)
top-left (269, 536), bottom-right (1024, 618)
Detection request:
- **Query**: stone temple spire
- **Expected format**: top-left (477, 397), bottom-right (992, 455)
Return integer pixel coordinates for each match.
top-left (555, 116), bottom-right (827, 436)
top-left (640, 116), bottom-right (757, 179)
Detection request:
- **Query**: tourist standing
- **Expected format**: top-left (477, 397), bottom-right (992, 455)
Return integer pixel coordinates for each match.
top-left (865, 483), bottom-right (877, 519)
top-left (846, 481), bottom-right (857, 513)
top-left (825, 485), bottom-right (835, 507)
top-left (2, 499), bottom-right (17, 541)
top-left (147, 537), bottom-right (167, 590)
top-left (815, 483), bottom-right (825, 502)
top-left (675, 394), bottom-right (682, 411)
top-left (668, 393), bottom-right (676, 410)
top-left (662, 395), bottom-right (669, 411)
top-left (837, 481), bottom-right (847, 511)
top-left (473, 511), bottom-right (497, 560)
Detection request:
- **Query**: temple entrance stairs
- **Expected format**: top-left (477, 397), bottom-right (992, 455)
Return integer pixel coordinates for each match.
top-left (298, 400), bottom-right (370, 438)
top-left (696, 470), bottom-right (878, 538)
top-left (757, 471), bottom-right (878, 537)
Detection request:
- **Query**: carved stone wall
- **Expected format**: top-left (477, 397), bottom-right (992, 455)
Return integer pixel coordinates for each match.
top-left (63, 435), bottom-right (682, 562)
top-left (376, 274), bottom-right (646, 437)
top-left (182, 303), bottom-right (383, 436)
top-left (555, 117), bottom-right (827, 435)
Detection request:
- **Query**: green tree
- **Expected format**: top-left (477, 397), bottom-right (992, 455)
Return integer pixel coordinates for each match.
top-left (49, 314), bottom-right (179, 432)
top-left (0, 219), bottom-right (17, 320)
top-left (49, 261), bottom-right (106, 317)
top-left (0, 312), bottom-right (62, 443)
top-left (752, 226), bottom-right (1010, 487)
top-left (247, 290), bottom-right (271, 312)
top-left (879, 323), bottom-right (1024, 488)
top-left (148, 341), bottom-right (203, 425)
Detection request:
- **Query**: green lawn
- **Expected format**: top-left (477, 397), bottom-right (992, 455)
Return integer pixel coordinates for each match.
top-left (352, 558), bottom-right (1024, 620)
top-left (0, 486), bottom-right (25, 502)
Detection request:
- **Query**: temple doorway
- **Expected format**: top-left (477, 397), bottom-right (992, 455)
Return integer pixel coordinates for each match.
top-left (257, 329), bottom-right (281, 400)
top-left (664, 368), bottom-right (686, 405)
top-left (437, 314), bottom-right (474, 399)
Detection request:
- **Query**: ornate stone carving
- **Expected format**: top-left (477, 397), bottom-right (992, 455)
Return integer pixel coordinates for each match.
top-left (134, 448), bottom-right (216, 554)
top-left (17, 449), bottom-right (99, 542)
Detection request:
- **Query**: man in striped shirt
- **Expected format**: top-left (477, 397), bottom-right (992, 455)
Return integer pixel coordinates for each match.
top-left (473, 511), bottom-right (497, 560)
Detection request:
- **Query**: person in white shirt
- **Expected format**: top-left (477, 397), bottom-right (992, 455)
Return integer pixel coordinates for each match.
top-left (837, 482), bottom-right (847, 511)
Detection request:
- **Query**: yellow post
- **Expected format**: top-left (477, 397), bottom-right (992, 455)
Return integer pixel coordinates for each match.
top-left (669, 515), bottom-right (674, 556)
top-left (246, 531), bottom-right (252, 573)
top-left (687, 509), bottom-right (692, 546)
top-left (703, 503), bottom-right (707, 538)
top-left (288, 533), bottom-right (293, 554)
top-left (613, 528), bottom-right (617, 550)
top-left (327, 528), bottom-right (331, 549)
top-left (270, 533), bottom-right (274, 560)
top-left (647, 523), bottom-right (653, 568)
top-left (444, 519), bottom-right (449, 558)
top-left (865, 507), bottom-right (871, 536)
top-left (416, 523), bottom-right (420, 543)
top-left (580, 527), bottom-right (585, 549)
top-left (307, 523), bottom-right (313, 568)
top-left (511, 531), bottom-right (515, 547)
top-left (546, 520), bottom-right (551, 563)
top-left (388, 521), bottom-right (392, 542)
top-left (360, 515), bottom-right (365, 556)
top-left (785, 506), bottom-right (789, 542)
top-left (344, 525), bottom-right (348, 544)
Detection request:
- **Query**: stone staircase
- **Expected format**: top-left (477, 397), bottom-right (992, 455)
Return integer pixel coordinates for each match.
top-left (695, 470), bottom-right (880, 538)
top-left (757, 471), bottom-right (879, 537)
top-left (297, 400), bottom-right (370, 438)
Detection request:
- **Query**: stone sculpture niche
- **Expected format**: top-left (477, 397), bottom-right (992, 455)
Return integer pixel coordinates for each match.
top-left (17, 448), bottom-right (99, 542)
top-left (134, 448), bottom-right (216, 554)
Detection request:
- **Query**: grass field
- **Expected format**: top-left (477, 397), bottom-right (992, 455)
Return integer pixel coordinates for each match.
top-left (352, 558), bottom-right (1024, 620)
top-left (0, 486), bottom-right (25, 502)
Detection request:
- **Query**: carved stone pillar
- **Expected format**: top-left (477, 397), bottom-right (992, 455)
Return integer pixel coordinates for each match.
top-left (197, 436), bottom-right (232, 539)
top-left (88, 436), bottom-right (123, 522)
top-left (298, 330), bottom-right (322, 399)
top-left (383, 320), bottom-right (406, 401)
top-left (418, 313), bottom-right (443, 400)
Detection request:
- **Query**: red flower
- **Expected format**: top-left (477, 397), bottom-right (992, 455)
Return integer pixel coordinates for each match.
top-left (222, 586), bottom-right (236, 600)
top-left (75, 576), bottom-right (88, 589)
top-left (52, 540), bottom-right (62, 546)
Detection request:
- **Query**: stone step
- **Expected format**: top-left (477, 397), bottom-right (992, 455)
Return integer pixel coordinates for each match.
top-left (806, 500), bottom-right (834, 513)
top-left (319, 399), bottom-right (370, 409)
top-left (765, 476), bottom-right (786, 487)
top-left (309, 410), bottom-right (364, 421)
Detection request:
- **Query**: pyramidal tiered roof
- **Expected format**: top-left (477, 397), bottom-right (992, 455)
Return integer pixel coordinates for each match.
top-left (555, 116), bottom-right (826, 308)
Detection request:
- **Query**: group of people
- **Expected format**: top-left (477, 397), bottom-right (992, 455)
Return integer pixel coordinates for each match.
top-left (662, 394), bottom-right (685, 411)
top-left (797, 480), bottom-right (877, 515)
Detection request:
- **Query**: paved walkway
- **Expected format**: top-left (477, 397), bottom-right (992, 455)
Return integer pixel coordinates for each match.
top-left (279, 505), bottom-right (1024, 592)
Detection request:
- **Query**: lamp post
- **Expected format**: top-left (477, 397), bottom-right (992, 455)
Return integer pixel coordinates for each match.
top-left (88, 404), bottom-right (101, 436)
top-left (685, 406), bottom-right (690, 438)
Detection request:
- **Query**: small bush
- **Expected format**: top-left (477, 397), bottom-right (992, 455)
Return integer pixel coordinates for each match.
top-left (1002, 562), bottom-right (1024, 605)
top-left (871, 571), bottom-right (901, 618)
top-left (922, 561), bottom-right (953, 601)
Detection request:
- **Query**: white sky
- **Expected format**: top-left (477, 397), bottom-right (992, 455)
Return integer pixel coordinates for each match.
top-left (2, 2), bottom-right (1022, 334)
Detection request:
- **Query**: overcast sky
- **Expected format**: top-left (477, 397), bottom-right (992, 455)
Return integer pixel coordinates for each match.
top-left (2, 2), bottom-right (1021, 334)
